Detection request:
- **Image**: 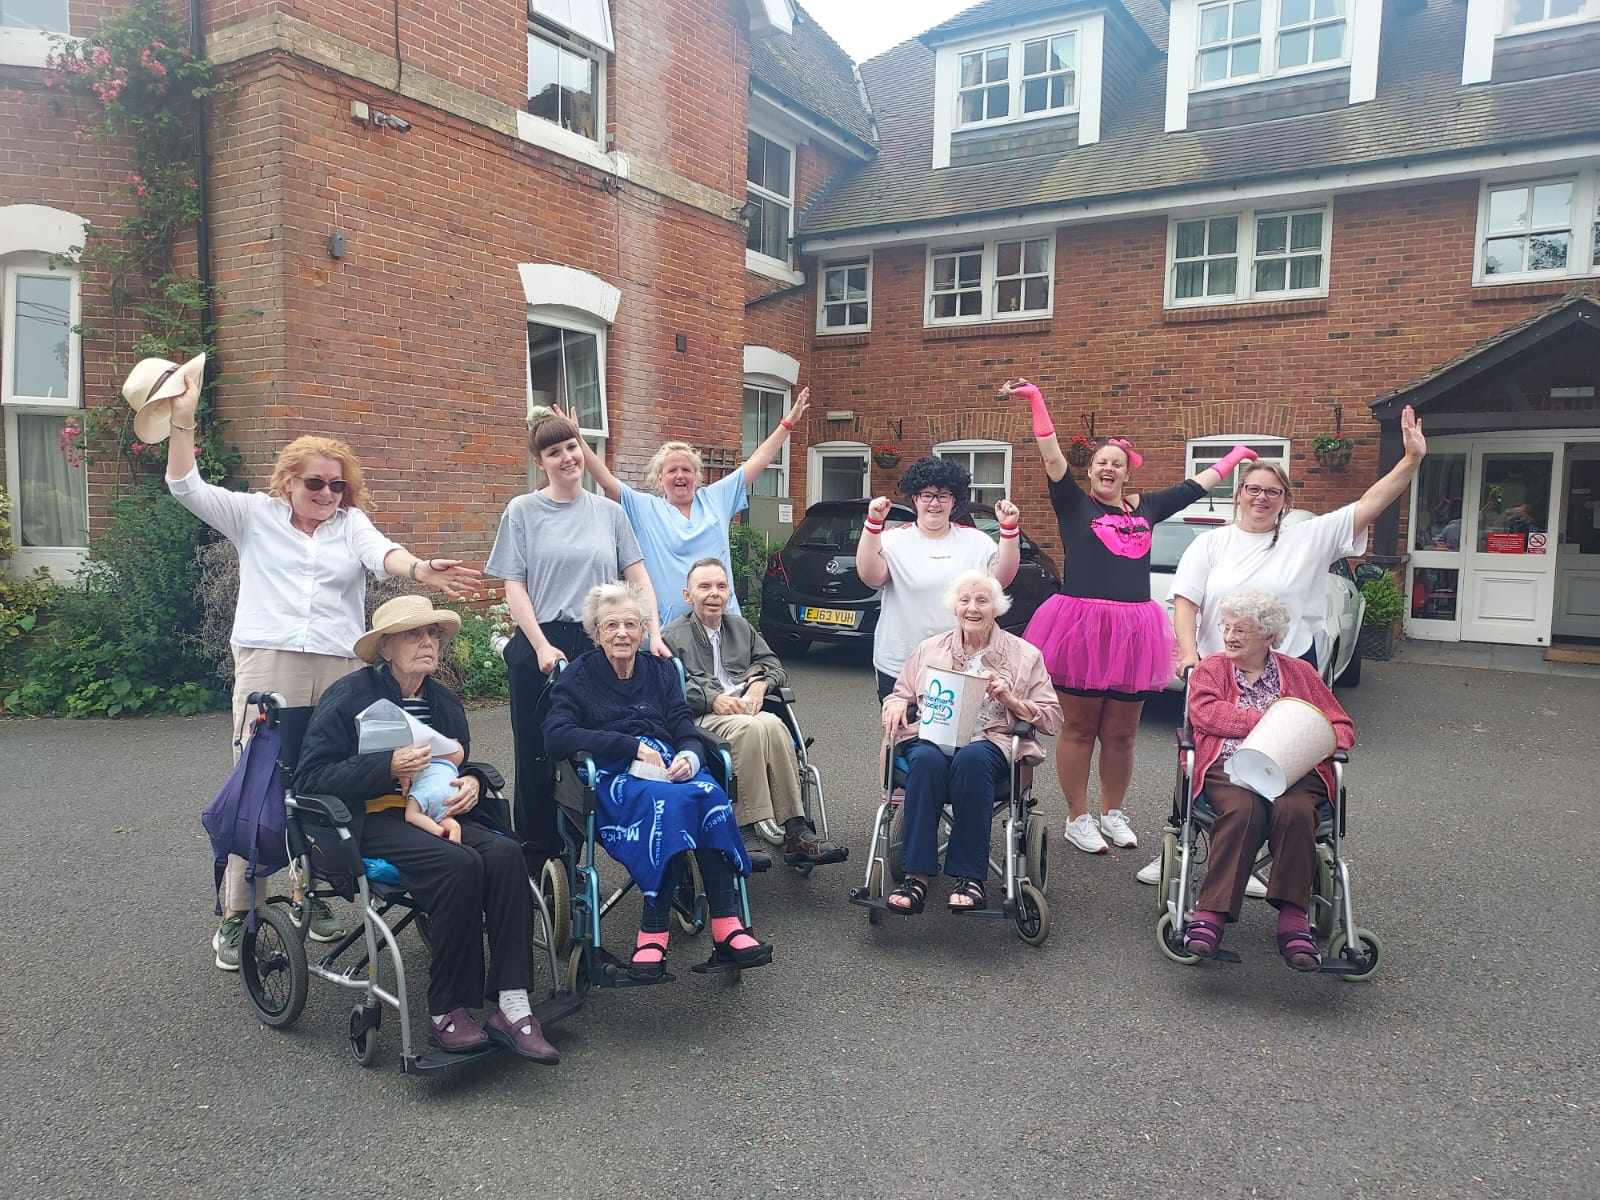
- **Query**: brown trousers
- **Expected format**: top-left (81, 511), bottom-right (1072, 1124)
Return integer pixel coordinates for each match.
top-left (1195, 762), bottom-right (1328, 920)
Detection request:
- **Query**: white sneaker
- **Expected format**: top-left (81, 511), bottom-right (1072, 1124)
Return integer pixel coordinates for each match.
top-left (1245, 873), bottom-right (1268, 899)
top-left (1064, 814), bottom-right (1109, 854)
top-left (1099, 809), bottom-right (1138, 849)
top-left (1135, 856), bottom-right (1161, 885)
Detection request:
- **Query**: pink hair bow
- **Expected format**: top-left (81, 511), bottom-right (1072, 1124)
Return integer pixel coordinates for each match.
top-left (1107, 437), bottom-right (1144, 469)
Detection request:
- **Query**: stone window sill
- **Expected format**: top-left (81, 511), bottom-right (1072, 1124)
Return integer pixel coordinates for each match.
top-left (1163, 297), bottom-right (1328, 324)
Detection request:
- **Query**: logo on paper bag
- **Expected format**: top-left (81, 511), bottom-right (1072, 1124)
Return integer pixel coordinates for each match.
top-left (921, 679), bottom-right (957, 728)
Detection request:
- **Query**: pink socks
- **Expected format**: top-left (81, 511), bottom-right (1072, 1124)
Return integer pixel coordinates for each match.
top-left (633, 929), bottom-right (669, 963)
top-left (1275, 904), bottom-right (1311, 935)
top-left (1213, 443), bottom-right (1260, 476)
top-left (710, 915), bottom-right (759, 951)
top-left (1013, 382), bottom-right (1055, 439)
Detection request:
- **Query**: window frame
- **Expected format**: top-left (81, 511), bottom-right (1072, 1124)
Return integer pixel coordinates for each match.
top-left (741, 378), bottom-right (792, 499)
top-left (0, 1), bottom-right (69, 33)
top-left (1500, 0), bottom-right (1600, 34)
top-left (529, 0), bottom-right (614, 52)
top-left (933, 439), bottom-right (1013, 507)
top-left (1185, 435), bottom-right (1293, 506)
top-left (3, 255), bottom-right (88, 568)
top-left (1473, 172), bottom-right (1600, 286)
top-left (816, 256), bottom-right (872, 334)
top-left (924, 234), bottom-right (1056, 327)
top-left (952, 25), bottom-right (1082, 132)
top-left (745, 126), bottom-right (796, 273)
top-left (525, 14), bottom-right (607, 150)
top-left (806, 441), bottom-right (871, 506)
top-left (525, 307), bottom-right (608, 488)
top-left (1164, 204), bottom-right (1333, 308)
top-left (1192, 0), bottom-right (1350, 92)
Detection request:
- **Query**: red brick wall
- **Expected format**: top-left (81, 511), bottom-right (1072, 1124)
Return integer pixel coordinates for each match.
top-left (803, 179), bottom-right (1600, 560)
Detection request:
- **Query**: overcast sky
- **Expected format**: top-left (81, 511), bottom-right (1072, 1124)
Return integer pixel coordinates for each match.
top-left (800, 0), bottom-right (975, 63)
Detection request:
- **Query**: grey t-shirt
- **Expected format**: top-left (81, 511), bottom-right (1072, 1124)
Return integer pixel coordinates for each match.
top-left (485, 490), bottom-right (643, 623)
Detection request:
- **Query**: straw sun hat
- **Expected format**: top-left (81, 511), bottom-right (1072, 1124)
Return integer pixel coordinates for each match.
top-left (121, 353), bottom-right (206, 443)
top-left (354, 595), bottom-right (462, 665)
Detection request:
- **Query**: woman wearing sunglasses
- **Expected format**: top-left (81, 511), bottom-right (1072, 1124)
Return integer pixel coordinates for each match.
top-left (1002, 378), bottom-right (1260, 858)
top-left (162, 370), bottom-right (479, 970)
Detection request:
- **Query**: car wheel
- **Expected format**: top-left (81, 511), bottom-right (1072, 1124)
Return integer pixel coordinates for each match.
top-left (1334, 638), bottom-right (1362, 687)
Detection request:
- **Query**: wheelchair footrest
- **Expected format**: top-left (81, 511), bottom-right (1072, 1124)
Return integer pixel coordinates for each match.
top-left (690, 952), bottom-right (742, 977)
top-left (403, 1045), bottom-right (496, 1074)
top-left (784, 846), bottom-right (849, 867)
top-left (747, 851), bottom-right (772, 873)
top-left (533, 991), bottom-right (584, 1025)
top-left (1209, 948), bottom-right (1243, 964)
top-left (951, 904), bottom-right (1007, 921)
top-left (1317, 957), bottom-right (1366, 977)
top-left (591, 945), bottom-right (676, 988)
top-left (847, 890), bottom-right (900, 915)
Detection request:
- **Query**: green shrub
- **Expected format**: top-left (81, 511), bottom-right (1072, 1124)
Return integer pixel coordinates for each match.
top-left (0, 492), bottom-right (53, 660)
top-left (1360, 570), bottom-right (1404, 630)
top-left (453, 612), bottom-right (509, 701)
top-left (730, 521), bottom-right (782, 627)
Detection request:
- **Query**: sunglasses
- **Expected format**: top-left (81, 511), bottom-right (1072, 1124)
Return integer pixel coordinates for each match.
top-left (300, 476), bottom-right (348, 494)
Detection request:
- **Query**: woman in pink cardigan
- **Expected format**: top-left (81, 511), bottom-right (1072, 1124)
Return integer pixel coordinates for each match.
top-left (1183, 589), bottom-right (1355, 970)
top-left (881, 571), bottom-right (1062, 914)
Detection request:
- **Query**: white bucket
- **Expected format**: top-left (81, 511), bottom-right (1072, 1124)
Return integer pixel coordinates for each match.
top-left (1224, 697), bottom-right (1335, 799)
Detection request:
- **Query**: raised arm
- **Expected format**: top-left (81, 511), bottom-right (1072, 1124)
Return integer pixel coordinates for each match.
top-left (992, 497), bottom-right (1021, 587)
top-left (855, 495), bottom-right (892, 588)
top-left (622, 559), bottom-right (671, 658)
top-left (1189, 443), bottom-right (1260, 494)
top-left (743, 387), bottom-right (809, 490)
top-left (1002, 378), bottom-right (1067, 482)
top-left (1352, 405), bottom-right (1426, 531)
top-left (552, 402), bottom-right (621, 500)
top-left (164, 366), bottom-right (202, 482)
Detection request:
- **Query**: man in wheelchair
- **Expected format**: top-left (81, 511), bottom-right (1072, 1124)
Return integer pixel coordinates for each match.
top-left (295, 596), bottom-right (561, 1063)
top-left (663, 557), bottom-right (845, 868)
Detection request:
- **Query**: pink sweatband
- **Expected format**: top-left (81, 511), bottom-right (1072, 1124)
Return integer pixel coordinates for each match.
top-left (1014, 383), bottom-right (1054, 439)
top-left (1107, 437), bottom-right (1144, 469)
top-left (1213, 443), bottom-right (1259, 476)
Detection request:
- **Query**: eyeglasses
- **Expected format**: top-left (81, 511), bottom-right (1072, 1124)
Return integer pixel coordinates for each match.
top-left (1240, 484), bottom-right (1285, 499)
top-left (300, 476), bottom-right (348, 494)
top-left (599, 617), bottom-right (642, 634)
top-left (915, 491), bottom-right (955, 505)
top-left (397, 624), bottom-right (446, 642)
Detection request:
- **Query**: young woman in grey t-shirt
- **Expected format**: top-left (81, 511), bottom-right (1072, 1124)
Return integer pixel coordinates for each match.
top-left (486, 411), bottom-right (671, 851)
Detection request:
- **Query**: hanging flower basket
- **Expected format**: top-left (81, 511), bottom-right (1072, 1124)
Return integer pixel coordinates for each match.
top-left (1313, 436), bottom-right (1354, 471)
top-left (1065, 433), bottom-right (1095, 468)
top-left (872, 440), bottom-right (901, 470)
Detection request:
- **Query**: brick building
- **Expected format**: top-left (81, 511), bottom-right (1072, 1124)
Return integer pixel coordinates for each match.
top-left (4, 0), bottom-right (1599, 651)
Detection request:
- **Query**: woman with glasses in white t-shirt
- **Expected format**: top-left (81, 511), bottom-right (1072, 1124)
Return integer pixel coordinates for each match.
top-left (1134, 404), bottom-right (1428, 886)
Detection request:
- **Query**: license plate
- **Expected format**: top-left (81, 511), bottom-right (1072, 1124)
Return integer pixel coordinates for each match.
top-left (801, 606), bottom-right (860, 628)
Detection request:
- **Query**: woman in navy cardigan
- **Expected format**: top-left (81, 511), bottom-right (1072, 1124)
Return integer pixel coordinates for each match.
top-left (544, 583), bottom-right (772, 982)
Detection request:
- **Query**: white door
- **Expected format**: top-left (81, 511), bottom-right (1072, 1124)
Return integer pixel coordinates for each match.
top-left (1553, 445), bottom-right (1600, 639)
top-left (1406, 448), bottom-right (1469, 641)
top-left (1460, 445), bottom-right (1562, 645)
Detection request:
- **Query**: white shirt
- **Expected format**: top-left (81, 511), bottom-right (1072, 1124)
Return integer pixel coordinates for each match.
top-left (168, 467), bottom-right (402, 658)
top-left (872, 524), bottom-right (998, 677)
top-left (1171, 504), bottom-right (1367, 661)
top-left (704, 623), bottom-right (736, 691)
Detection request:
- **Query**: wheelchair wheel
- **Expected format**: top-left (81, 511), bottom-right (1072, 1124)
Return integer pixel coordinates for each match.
top-left (1312, 845), bottom-right (1337, 940)
top-left (540, 858), bottom-right (572, 955)
top-left (1156, 911), bottom-right (1200, 965)
top-left (1023, 814), bottom-right (1049, 894)
top-left (672, 853), bottom-right (707, 935)
top-left (1328, 927), bottom-right (1382, 982)
top-left (1156, 829), bottom-right (1179, 915)
top-left (348, 1004), bottom-right (381, 1067)
top-left (865, 859), bottom-right (885, 926)
top-left (887, 804), bottom-right (908, 885)
top-left (565, 944), bottom-right (593, 997)
top-left (1014, 881), bottom-right (1050, 947)
top-left (241, 903), bottom-right (308, 1028)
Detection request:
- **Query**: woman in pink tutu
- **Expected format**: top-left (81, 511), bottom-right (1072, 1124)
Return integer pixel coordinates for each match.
top-left (1001, 378), bottom-right (1260, 857)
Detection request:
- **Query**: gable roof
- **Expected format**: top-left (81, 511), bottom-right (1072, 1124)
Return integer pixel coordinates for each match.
top-left (800, 0), bottom-right (1600, 241)
top-left (749, 2), bottom-right (877, 150)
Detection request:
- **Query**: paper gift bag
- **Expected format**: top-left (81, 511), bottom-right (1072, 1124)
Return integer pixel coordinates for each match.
top-left (917, 668), bottom-right (987, 751)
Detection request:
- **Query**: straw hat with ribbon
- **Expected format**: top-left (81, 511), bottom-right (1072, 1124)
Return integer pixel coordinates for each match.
top-left (122, 353), bottom-right (205, 443)
top-left (355, 595), bottom-right (462, 664)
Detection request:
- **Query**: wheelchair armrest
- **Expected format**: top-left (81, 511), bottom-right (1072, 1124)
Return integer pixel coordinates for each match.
top-left (461, 760), bottom-right (505, 792)
top-left (1176, 731), bottom-right (1195, 751)
top-left (286, 791), bottom-right (353, 828)
top-left (1009, 719), bottom-right (1035, 737)
top-left (775, 686), bottom-right (795, 704)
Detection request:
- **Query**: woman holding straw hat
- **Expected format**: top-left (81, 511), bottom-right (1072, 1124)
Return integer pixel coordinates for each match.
top-left (141, 360), bottom-right (480, 970)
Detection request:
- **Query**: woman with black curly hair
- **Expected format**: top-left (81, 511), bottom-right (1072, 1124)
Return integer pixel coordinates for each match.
top-left (854, 455), bottom-right (1021, 701)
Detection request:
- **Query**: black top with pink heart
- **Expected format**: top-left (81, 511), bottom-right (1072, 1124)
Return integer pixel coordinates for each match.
top-left (1046, 472), bottom-right (1205, 603)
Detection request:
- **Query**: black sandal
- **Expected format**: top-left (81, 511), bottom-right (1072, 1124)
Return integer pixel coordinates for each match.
top-left (629, 943), bottom-right (669, 982)
top-left (886, 876), bottom-right (928, 915)
top-left (713, 928), bottom-right (773, 969)
top-left (947, 877), bottom-right (987, 913)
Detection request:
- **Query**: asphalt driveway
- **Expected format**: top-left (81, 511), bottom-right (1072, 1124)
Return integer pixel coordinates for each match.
top-left (1, 650), bottom-right (1595, 1200)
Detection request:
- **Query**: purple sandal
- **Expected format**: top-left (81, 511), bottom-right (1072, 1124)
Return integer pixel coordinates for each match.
top-left (1276, 927), bottom-right (1322, 972)
top-left (1183, 915), bottom-right (1225, 958)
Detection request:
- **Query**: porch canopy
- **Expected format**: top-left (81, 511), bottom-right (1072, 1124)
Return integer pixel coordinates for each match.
top-left (1368, 294), bottom-right (1600, 560)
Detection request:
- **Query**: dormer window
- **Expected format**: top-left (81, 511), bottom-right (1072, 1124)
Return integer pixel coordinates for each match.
top-left (1195, 0), bottom-right (1347, 87)
top-left (1505, 0), bottom-right (1598, 30)
top-left (955, 28), bottom-right (1079, 129)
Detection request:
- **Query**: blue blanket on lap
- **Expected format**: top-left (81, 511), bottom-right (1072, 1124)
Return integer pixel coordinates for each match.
top-left (592, 736), bottom-right (749, 899)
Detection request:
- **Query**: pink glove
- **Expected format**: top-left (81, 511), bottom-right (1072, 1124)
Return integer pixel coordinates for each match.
top-left (1013, 382), bottom-right (1054, 439)
top-left (1213, 444), bottom-right (1259, 477)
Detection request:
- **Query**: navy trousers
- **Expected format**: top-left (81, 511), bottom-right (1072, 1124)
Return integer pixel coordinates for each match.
top-left (898, 738), bottom-right (1007, 880)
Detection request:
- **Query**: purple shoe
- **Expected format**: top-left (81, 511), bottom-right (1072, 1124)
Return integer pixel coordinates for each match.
top-left (485, 1010), bottom-right (560, 1064)
top-left (428, 1007), bottom-right (489, 1053)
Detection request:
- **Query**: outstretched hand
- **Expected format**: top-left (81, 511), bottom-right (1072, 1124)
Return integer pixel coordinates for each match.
top-left (1401, 405), bottom-right (1426, 461)
top-left (786, 387), bottom-right (810, 428)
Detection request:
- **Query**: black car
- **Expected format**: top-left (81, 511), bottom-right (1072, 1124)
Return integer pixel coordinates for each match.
top-left (758, 499), bottom-right (1062, 653)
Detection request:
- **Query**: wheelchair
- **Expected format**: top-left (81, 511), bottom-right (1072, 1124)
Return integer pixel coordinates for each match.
top-left (236, 693), bottom-right (579, 1072)
top-left (530, 662), bottom-right (764, 991)
top-left (1153, 671), bottom-right (1381, 981)
top-left (848, 705), bottom-right (1051, 946)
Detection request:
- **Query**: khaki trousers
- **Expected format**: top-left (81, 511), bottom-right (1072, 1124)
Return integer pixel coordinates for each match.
top-left (697, 712), bottom-right (803, 828)
top-left (221, 646), bottom-right (362, 913)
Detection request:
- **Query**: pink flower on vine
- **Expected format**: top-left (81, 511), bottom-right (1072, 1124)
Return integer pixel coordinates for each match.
top-left (130, 440), bottom-right (145, 453)
top-left (58, 420), bottom-right (84, 469)
top-left (193, 447), bottom-right (203, 458)
top-left (90, 46), bottom-right (112, 67)
top-left (139, 49), bottom-right (167, 77)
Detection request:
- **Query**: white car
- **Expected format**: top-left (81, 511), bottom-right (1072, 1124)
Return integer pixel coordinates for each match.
top-left (1149, 510), bottom-right (1367, 689)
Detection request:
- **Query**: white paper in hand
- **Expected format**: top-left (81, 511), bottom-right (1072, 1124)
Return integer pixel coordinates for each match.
top-left (355, 699), bottom-right (463, 757)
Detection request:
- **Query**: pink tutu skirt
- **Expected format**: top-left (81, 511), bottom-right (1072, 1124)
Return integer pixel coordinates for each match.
top-left (1023, 594), bottom-right (1176, 696)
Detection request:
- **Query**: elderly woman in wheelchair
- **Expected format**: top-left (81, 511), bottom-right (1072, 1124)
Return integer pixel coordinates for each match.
top-left (294, 596), bottom-right (561, 1063)
top-left (878, 570), bottom-right (1061, 916)
top-left (1175, 589), bottom-right (1355, 971)
top-left (544, 582), bottom-right (771, 984)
